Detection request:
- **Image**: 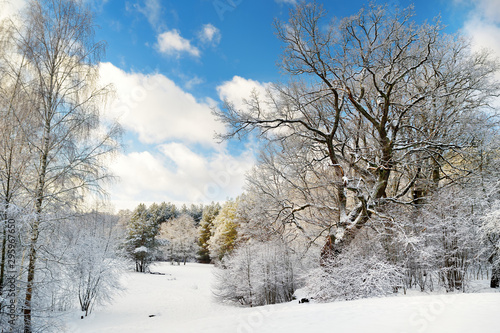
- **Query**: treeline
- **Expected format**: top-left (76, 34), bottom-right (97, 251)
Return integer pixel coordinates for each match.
top-left (121, 200), bottom-right (234, 269)
top-left (121, 196), bottom-right (310, 307)
top-left (120, 202), bottom-right (203, 271)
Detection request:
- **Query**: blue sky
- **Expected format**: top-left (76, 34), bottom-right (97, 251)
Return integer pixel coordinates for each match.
top-left (3, 0), bottom-right (500, 211)
top-left (94, 0), bottom-right (462, 98)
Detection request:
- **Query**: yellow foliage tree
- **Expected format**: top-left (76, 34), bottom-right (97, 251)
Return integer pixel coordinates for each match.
top-left (208, 199), bottom-right (240, 261)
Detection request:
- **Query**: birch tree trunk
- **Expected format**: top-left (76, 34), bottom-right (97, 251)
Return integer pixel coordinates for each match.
top-left (7, 1), bottom-right (119, 331)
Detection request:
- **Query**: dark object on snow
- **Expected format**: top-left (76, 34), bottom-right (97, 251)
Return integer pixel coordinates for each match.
top-left (392, 285), bottom-right (404, 293)
top-left (298, 298), bottom-right (309, 304)
top-left (150, 271), bottom-right (165, 275)
top-left (491, 267), bottom-right (500, 288)
top-left (149, 315), bottom-right (156, 317)
top-left (81, 316), bottom-right (84, 319)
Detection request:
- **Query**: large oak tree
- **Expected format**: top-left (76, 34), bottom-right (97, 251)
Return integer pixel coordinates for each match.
top-left (215, 2), bottom-right (499, 258)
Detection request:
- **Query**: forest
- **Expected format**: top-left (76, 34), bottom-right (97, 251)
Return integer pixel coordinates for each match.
top-left (1, 0), bottom-right (500, 332)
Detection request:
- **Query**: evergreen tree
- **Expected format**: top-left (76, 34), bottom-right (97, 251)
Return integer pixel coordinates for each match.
top-left (124, 204), bottom-right (161, 272)
top-left (158, 202), bottom-right (178, 222)
top-left (197, 202), bottom-right (221, 263)
top-left (188, 204), bottom-right (204, 225)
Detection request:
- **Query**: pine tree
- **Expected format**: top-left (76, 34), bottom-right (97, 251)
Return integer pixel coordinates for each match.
top-left (157, 202), bottom-right (178, 223)
top-left (124, 204), bottom-right (161, 272)
top-left (188, 204), bottom-right (204, 224)
top-left (197, 202), bottom-right (221, 263)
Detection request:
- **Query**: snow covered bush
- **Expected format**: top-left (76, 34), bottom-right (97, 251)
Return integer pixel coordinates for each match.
top-left (67, 213), bottom-right (125, 316)
top-left (306, 229), bottom-right (404, 302)
top-left (45, 212), bottom-right (126, 317)
top-left (306, 254), bottom-right (404, 302)
top-left (213, 240), bottom-right (304, 307)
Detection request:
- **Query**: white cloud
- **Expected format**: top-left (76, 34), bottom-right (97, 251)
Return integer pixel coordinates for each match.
top-left (98, 67), bottom-right (263, 211)
top-left (184, 76), bottom-right (204, 90)
top-left (458, 0), bottom-right (500, 108)
top-left (275, 0), bottom-right (297, 5)
top-left (108, 143), bottom-right (255, 211)
top-left (198, 23), bottom-right (221, 45)
top-left (472, 0), bottom-right (500, 24)
top-left (0, 0), bottom-right (26, 21)
top-left (464, 18), bottom-right (500, 56)
top-left (156, 29), bottom-right (200, 57)
top-left (99, 62), bottom-right (224, 147)
top-left (217, 75), bottom-right (271, 111)
top-left (217, 76), bottom-right (298, 138)
top-left (136, 0), bottom-right (162, 28)
top-left (0, 0), bottom-right (109, 22)
top-left (459, 0), bottom-right (500, 58)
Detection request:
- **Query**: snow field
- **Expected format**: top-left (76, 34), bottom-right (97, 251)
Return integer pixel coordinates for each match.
top-left (63, 262), bottom-right (500, 333)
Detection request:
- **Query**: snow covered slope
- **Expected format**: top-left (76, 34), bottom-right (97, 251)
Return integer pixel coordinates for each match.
top-left (63, 263), bottom-right (500, 333)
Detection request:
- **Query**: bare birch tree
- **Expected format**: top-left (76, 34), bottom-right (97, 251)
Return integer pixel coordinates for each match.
top-left (6, 1), bottom-right (120, 331)
top-left (0, 16), bottom-right (37, 327)
top-left (0, 18), bottom-right (31, 295)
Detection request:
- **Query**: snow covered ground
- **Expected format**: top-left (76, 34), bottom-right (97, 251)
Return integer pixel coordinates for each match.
top-left (63, 262), bottom-right (500, 333)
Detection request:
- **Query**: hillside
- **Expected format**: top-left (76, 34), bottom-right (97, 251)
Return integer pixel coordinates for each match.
top-left (63, 263), bottom-right (500, 333)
